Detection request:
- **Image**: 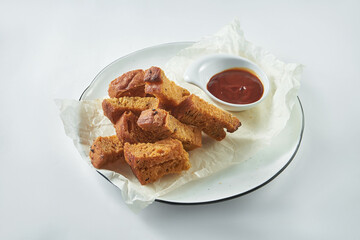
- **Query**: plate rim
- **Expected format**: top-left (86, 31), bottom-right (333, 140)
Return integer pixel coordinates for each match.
top-left (79, 42), bottom-right (305, 205)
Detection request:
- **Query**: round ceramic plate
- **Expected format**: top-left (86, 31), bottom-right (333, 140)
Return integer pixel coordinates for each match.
top-left (80, 42), bottom-right (304, 205)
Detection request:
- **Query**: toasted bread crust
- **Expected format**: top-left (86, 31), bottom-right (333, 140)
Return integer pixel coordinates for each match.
top-left (115, 111), bottom-right (170, 144)
top-left (171, 94), bottom-right (241, 141)
top-left (102, 97), bottom-right (159, 124)
top-left (108, 69), bottom-right (146, 98)
top-left (137, 108), bottom-right (171, 134)
top-left (124, 139), bottom-right (190, 185)
top-left (137, 108), bottom-right (202, 151)
top-left (89, 135), bottom-right (124, 170)
top-left (144, 67), bottom-right (190, 108)
top-left (143, 67), bottom-right (162, 83)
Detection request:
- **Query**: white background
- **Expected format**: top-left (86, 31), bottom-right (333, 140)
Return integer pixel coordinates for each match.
top-left (1, 0), bottom-right (359, 239)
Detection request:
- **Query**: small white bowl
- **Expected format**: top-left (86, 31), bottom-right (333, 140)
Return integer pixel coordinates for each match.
top-left (184, 54), bottom-right (270, 111)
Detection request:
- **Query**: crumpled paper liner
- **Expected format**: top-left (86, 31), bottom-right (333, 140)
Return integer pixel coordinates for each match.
top-left (57, 19), bottom-right (303, 212)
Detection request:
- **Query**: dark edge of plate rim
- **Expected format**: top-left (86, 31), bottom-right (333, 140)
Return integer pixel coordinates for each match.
top-left (78, 42), bottom-right (305, 206)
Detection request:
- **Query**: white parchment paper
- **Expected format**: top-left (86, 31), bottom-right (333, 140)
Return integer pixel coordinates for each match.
top-left (57, 19), bottom-right (303, 211)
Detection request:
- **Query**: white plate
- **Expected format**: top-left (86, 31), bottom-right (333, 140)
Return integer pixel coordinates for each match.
top-left (80, 42), bottom-right (304, 205)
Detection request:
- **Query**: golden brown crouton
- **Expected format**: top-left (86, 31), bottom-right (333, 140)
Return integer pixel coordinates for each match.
top-left (124, 139), bottom-right (190, 185)
top-left (137, 108), bottom-right (202, 151)
top-left (102, 97), bottom-right (159, 124)
top-left (115, 111), bottom-right (169, 144)
top-left (171, 94), bottom-right (241, 141)
top-left (108, 69), bottom-right (146, 98)
top-left (89, 135), bottom-right (124, 171)
top-left (144, 66), bottom-right (190, 109)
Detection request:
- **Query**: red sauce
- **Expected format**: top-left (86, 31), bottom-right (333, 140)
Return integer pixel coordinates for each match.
top-left (207, 68), bottom-right (264, 104)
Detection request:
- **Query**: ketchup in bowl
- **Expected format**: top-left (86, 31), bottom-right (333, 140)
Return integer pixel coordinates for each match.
top-left (207, 68), bottom-right (264, 104)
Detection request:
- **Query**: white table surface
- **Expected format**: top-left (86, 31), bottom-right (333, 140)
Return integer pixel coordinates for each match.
top-left (1, 0), bottom-right (359, 239)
